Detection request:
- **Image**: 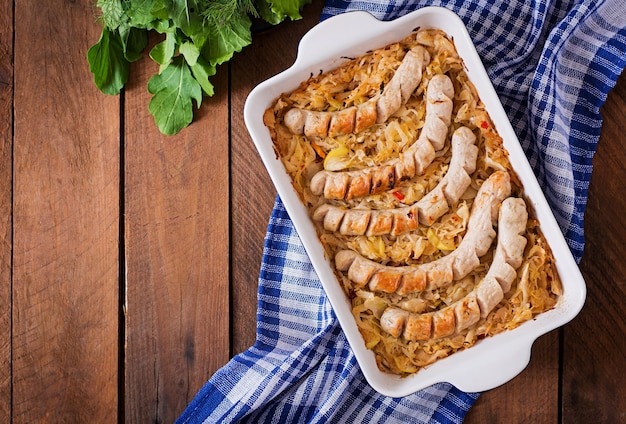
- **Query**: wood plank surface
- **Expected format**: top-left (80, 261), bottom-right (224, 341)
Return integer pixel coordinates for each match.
top-left (123, 37), bottom-right (230, 423)
top-left (464, 333), bottom-right (560, 422)
top-left (2, 0), bottom-right (625, 422)
top-left (466, 71), bottom-right (626, 423)
top-left (0, 0), bottom-right (13, 421)
top-left (230, 0), bottom-right (326, 357)
top-left (11, 0), bottom-right (120, 422)
top-left (562, 71), bottom-right (626, 423)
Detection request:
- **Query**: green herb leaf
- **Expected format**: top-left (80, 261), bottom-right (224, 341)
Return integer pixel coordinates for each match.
top-left (149, 30), bottom-right (177, 65)
top-left (147, 16), bottom-right (172, 33)
top-left (255, 0), bottom-right (283, 25)
top-left (190, 55), bottom-right (217, 96)
top-left (166, 0), bottom-right (210, 46)
top-left (203, 10), bottom-right (252, 66)
top-left (179, 41), bottom-right (201, 66)
top-left (97, 0), bottom-right (128, 30)
top-left (147, 56), bottom-right (203, 135)
top-left (120, 26), bottom-right (148, 62)
top-left (87, 27), bottom-right (130, 95)
top-left (265, 0), bottom-right (311, 21)
top-left (89, 0), bottom-right (311, 134)
top-left (126, 0), bottom-right (160, 27)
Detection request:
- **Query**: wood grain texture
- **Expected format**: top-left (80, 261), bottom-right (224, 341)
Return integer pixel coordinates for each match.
top-left (464, 333), bottom-right (560, 423)
top-left (3, 1), bottom-right (625, 421)
top-left (229, 0), bottom-right (326, 356)
top-left (562, 71), bottom-right (626, 423)
top-left (0, 0), bottom-right (13, 421)
top-left (11, 0), bottom-right (120, 422)
top-left (467, 71), bottom-right (626, 424)
top-left (123, 37), bottom-right (230, 423)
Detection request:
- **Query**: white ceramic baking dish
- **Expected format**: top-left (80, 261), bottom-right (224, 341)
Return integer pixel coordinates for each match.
top-left (244, 6), bottom-right (586, 397)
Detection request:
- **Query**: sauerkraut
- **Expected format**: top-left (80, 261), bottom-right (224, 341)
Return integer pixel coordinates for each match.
top-left (263, 29), bottom-right (561, 376)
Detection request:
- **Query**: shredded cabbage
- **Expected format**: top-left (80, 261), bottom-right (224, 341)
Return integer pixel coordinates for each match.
top-left (264, 29), bottom-right (561, 376)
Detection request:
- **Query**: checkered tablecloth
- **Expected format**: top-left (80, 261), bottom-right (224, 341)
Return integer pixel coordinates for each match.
top-left (177, 1), bottom-right (625, 422)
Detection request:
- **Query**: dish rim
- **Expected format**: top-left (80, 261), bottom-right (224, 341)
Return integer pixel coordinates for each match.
top-left (243, 6), bottom-right (587, 397)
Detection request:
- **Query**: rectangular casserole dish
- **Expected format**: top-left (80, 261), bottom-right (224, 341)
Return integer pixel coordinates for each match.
top-left (244, 6), bottom-right (586, 397)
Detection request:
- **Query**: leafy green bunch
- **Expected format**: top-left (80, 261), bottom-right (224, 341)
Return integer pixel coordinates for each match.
top-left (88, 0), bottom-right (310, 135)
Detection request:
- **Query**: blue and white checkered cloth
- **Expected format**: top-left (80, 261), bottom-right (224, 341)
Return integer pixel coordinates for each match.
top-left (178, 1), bottom-right (625, 422)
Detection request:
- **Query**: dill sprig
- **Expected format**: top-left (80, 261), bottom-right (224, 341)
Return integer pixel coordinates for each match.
top-left (201, 0), bottom-right (259, 25)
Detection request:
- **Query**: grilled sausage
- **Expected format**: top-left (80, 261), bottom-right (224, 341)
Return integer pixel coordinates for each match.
top-left (284, 46), bottom-right (430, 137)
top-left (334, 171), bottom-right (512, 294)
top-left (310, 74), bottom-right (455, 200)
top-left (377, 195), bottom-right (529, 341)
top-left (313, 126), bottom-right (477, 235)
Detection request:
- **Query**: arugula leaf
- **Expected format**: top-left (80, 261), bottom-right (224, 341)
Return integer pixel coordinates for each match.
top-left (97, 0), bottom-right (128, 30)
top-left (190, 55), bottom-right (216, 96)
top-left (179, 41), bottom-right (201, 66)
top-left (203, 10), bottom-right (252, 66)
top-left (166, 0), bottom-right (211, 46)
top-left (148, 17), bottom-right (172, 33)
top-left (126, 0), bottom-right (160, 27)
top-left (147, 56), bottom-right (203, 135)
top-left (255, 0), bottom-right (283, 25)
top-left (149, 30), bottom-right (177, 65)
top-left (265, 0), bottom-right (311, 21)
top-left (119, 26), bottom-right (148, 62)
top-left (87, 27), bottom-right (130, 95)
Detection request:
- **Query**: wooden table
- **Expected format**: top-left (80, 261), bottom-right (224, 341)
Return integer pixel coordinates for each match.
top-left (1, 1), bottom-right (624, 422)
